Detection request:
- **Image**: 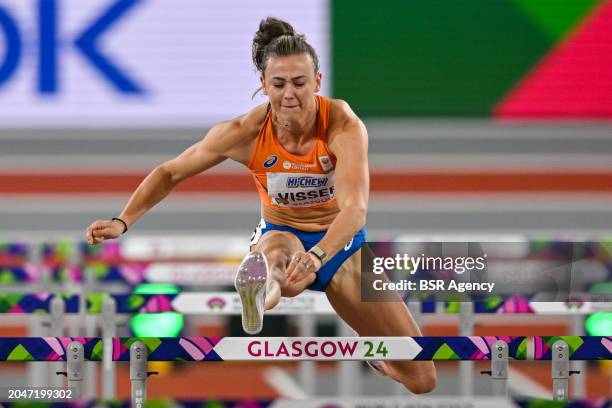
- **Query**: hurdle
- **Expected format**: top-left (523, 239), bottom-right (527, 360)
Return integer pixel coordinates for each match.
top-left (0, 336), bottom-right (609, 404)
top-left (2, 238), bottom-right (611, 401)
top-left (3, 292), bottom-right (610, 399)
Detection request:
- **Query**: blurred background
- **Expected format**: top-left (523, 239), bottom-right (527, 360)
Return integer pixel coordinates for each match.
top-left (0, 0), bottom-right (610, 404)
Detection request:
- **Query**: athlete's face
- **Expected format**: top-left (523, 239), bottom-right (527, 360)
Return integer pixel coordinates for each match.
top-left (261, 53), bottom-right (322, 119)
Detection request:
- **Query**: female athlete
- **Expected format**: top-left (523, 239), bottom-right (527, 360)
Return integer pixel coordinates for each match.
top-left (86, 17), bottom-right (436, 394)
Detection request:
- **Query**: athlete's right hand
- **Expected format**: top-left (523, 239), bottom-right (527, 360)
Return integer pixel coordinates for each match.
top-left (86, 219), bottom-right (124, 245)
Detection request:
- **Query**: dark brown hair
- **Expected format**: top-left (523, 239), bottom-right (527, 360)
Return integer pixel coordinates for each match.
top-left (252, 17), bottom-right (320, 75)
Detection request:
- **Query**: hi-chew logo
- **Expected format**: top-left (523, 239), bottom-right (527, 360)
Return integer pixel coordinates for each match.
top-left (263, 155), bottom-right (278, 168)
top-left (286, 176), bottom-right (328, 188)
top-left (0, 0), bottom-right (145, 94)
top-left (267, 172), bottom-right (335, 208)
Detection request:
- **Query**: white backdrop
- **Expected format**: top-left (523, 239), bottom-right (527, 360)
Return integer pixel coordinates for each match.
top-left (0, 0), bottom-right (329, 127)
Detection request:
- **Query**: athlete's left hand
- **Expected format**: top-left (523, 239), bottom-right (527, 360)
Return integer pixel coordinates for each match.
top-left (286, 251), bottom-right (322, 285)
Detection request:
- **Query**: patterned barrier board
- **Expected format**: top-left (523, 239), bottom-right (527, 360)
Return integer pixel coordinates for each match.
top-left (534, 336), bottom-right (612, 361)
top-left (0, 336), bottom-right (609, 362)
top-left (0, 337), bottom-right (102, 361)
top-left (0, 337), bottom-right (528, 362)
top-left (0, 294), bottom-right (79, 313)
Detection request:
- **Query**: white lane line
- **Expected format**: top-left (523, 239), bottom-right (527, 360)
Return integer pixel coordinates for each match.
top-left (1, 194), bottom-right (611, 212)
top-left (0, 157), bottom-right (245, 172)
top-left (508, 366), bottom-right (550, 399)
top-left (263, 367), bottom-right (309, 400)
top-left (2, 154), bottom-right (612, 171)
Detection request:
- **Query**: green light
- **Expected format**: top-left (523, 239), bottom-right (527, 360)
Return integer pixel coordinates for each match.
top-left (585, 312), bottom-right (612, 336)
top-left (131, 312), bottom-right (184, 337)
top-left (131, 283), bottom-right (184, 337)
top-left (133, 283), bottom-right (180, 295)
top-left (589, 282), bottom-right (612, 294)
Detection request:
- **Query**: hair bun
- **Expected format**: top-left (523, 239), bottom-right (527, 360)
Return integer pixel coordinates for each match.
top-left (253, 17), bottom-right (296, 72)
top-left (256, 17), bottom-right (295, 42)
top-left (251, 17), bottom-right (319, 76)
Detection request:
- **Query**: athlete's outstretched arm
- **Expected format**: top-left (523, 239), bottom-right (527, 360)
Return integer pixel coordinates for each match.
top-left (316, 112), bottom-right (369, 258)
top-left (86, 120), bottom-right (243, 244)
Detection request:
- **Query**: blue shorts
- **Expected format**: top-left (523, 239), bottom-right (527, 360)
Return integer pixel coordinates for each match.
top-left (249, 219), bottom-right (367, 291)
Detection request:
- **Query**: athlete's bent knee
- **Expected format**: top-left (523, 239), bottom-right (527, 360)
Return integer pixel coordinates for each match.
top-left (403, 367), bottom-right (437, 394)
top-left (265, 248), bottom-right (290, 270)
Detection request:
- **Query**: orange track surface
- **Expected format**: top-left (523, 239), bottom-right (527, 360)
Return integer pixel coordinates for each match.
top-left (2, 361), bottom-right (607, 398)
top-left (1, 172), bottom-right (612, 193)
top-left (116, 364), bottom-right (280, 399)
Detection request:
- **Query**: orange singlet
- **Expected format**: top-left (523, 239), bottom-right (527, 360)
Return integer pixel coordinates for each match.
top-left (247, 95), bottom-right (339, 231)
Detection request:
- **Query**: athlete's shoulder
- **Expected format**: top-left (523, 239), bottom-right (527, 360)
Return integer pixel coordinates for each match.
top-left (202, 102), bottom-right (268, 164)
top-left (218, 102), bottom-right (268, 141)
top-left (237, 102), bottom-right (269, 134)
top-left (327, 98), bottom-right (367, 142)
top-left (328, 98), bottom-right (360, 123)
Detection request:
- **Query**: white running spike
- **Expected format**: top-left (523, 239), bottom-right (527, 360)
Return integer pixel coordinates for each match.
top-left (234, 251), bottom-right (268, 335)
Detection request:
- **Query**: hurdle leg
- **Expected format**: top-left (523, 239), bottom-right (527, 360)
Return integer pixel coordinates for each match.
top-left (28, 242), bottom-right (47, 386)
top-left (48, 296), bottom-right (65, 388)
top-left (130, 341), bottom-right (148, 407)
top-left (481, 340), bottom-right (509, 397)
top-left (61, 341), bottom-right (84, 399)
top-left (83, 261), bottom-right (96, 399)
top-left (552, 340), bottom-right (571, 401)
top-left (570, 315), bottom-right (586, 398)
top-left (458, 301), bottom-right (475, 396)
top-left (102, 297), bottom-right (118, 399)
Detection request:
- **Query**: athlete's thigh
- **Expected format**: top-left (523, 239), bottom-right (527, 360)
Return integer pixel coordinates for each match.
top-left (251, 230), bottom-right (305, 256)
top-left (327, 248), bottom-right (436, 391)
top-left (325, 248), bottom-right (422, 337)
top-left (325, 249), bottom-right (436, 379)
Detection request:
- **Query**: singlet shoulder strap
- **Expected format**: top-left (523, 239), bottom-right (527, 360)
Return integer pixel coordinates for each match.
top-left (316, 95), bottom-right (331, 141)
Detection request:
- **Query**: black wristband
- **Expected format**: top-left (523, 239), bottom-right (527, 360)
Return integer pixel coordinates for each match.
top-left (111, 217), bottom-right (128, 234)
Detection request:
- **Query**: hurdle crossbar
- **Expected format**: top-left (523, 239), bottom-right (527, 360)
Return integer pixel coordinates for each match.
top-left (0, 336), bottom-right (526, 361)
top-left (0, 336), bottom-right (608, 362)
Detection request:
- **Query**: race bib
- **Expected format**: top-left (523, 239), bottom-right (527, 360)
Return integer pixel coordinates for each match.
top-left (267, 172), bottom-right (335, 208)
